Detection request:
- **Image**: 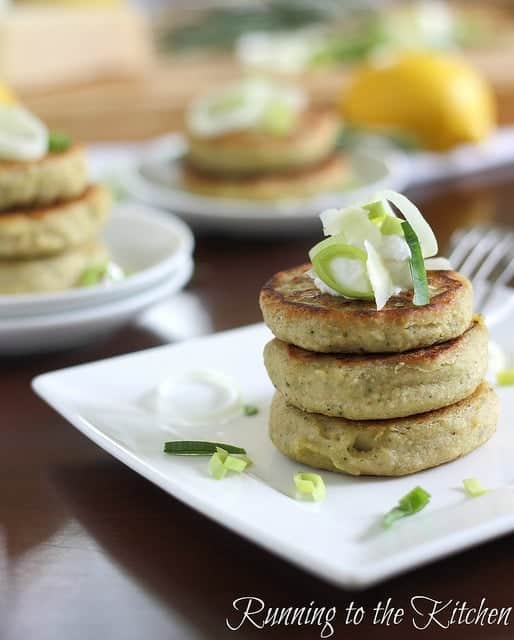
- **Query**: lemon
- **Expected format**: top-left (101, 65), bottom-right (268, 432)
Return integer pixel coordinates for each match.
top-left (0, 84), bottom-right (16, 106)
top-left (342, 52), bottom-right (496, 151)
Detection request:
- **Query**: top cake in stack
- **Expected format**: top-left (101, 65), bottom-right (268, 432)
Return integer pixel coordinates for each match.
top-left (259, 199), bottom-right (499, 477)
top-left (181, 79), bottom-right (348, 201)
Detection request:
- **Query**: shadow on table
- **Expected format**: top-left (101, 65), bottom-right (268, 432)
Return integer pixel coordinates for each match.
top-left (49, 458), bottom-right (514, 640)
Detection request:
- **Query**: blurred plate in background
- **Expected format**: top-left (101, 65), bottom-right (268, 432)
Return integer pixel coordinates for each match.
top-left (0, 202), bottom-right (194, 318)
top-left (120, 134), bottom-right (409, 235)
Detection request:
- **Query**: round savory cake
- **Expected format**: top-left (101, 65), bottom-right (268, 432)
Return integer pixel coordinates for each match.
top-left (269, 382), bottom-right (499, 476)
top-left (182, 153), bottom-right (347, 201)
top-left (0, 144), bottom-right (89, 212)
top-left (0, 184), bottom-right (111, 259)
top-left (186, 108), bottom-right (341, 176)
top-left (0, 241), bottom-right (109, 294)
top-left (260, 264), bottom-right (473, 353)
top-left (264, 317), bottom-right (488, 420)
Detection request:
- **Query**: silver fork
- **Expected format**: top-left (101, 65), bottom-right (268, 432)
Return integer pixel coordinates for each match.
top-left (448, 226), bottom-right (514, 325)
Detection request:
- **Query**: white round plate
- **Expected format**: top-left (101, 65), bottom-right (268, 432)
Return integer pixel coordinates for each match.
top-left (0, 259), bottom-right (193, 355)
top-left (121, 134), bottom-right (409, 235)
top-left (0, 202), bottom-right (194, 318)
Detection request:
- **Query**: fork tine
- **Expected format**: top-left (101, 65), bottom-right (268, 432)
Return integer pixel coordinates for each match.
top-left (478, 258), bottom-right (514, 313)
top-left (447, 228), bottom-right (481, 271)
top-left (473, 233), bottom-right (514, 282)
top-left (457, 228), bottom-right (503, 280)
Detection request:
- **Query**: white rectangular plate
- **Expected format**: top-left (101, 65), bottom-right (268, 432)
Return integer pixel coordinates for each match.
top-left (33, 321), bottom-right (514, 588)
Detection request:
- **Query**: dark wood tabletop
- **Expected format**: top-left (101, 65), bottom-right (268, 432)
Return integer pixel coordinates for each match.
top-left (2, 170), bottom-right (514, 640)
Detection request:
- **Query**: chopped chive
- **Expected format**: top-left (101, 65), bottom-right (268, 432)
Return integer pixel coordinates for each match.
top-left (497, 368), bottom-right (514, 386)
top-left (294, 472), bottom-right (326, 501)
top-left (163, 440), bottom-right (246, 456)
top-left (208, 447), bottom-right (252, 479)
top-left (243, 404), bottom-right (259, 416)
top-left (48, 130), bottom-right (72, 152)
top-left (77, 263), bottom-right (108, 287)
top-left (402, 220), bottom-right (430, 306)
top-left (383, 486), bottom-right (431, 528)
top-left (463, 478), bottom-right (488, 497)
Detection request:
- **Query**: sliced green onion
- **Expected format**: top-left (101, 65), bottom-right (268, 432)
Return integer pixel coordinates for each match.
top-left (208, 447), bottom-right (252, 479)
top-left (77, 263), bottom-right (108, 287)
top-left (311, 242), bottom-right (373, 299)
top-left (48, 130), bottom-right (72, 152)
top-left (463, 478), bottom-right (488, 497)
top-left (363, 200), bottom-right (392, 225)
top-left (401, 221), bottom-right (430, 306)
top-left (208, 449), bottom-right (228, 479)
top-left (163, 441), bottom-right (246, 455)
top-left (376, 190), bottom-right (438, 258)
top-left (381, 215), bottom-right (404, 236)
top-left (156, 370), bottom-right (243, 426)
top-left (243, 404), bottom-right (259, 416)
top-left (0, 105), bottom-right (48, 161)
top-left (260, 99), bottom-right (296, 135)
top-left (497, 368), bottom-right (514, 386)
top-left (364, 240), bottom-right (394, 310)
top-left (383, 486), bottom-right (431, 528)
top-left (294, 472), bottom-right (326, 501)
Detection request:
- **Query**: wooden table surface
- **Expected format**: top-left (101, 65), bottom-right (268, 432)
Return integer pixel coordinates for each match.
top-left (2, 170), bottom-right (514, 640)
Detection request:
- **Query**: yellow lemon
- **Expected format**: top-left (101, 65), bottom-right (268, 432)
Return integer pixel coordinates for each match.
top-left (0, 84), bottom-right (16, 106)
top-left (342, 52), bottom-right (496, 151)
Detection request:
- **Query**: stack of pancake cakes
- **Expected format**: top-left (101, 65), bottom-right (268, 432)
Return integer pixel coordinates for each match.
top-left (0, 144), bottom-right (112, 294)
top-left (260, 265), bottom-right (499, 476)
top-left (183, 92), bottom-right (347, 201)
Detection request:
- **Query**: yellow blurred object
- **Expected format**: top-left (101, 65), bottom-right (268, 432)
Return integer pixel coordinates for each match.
top-left (0, 84), bottom-right (16, 105)
top-left (342, 52), bottom-right (496, 151)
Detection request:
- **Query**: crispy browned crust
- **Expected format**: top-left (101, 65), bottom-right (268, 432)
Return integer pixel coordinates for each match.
top-left (264, 318), bottom-right (488, 419)
top-left (269, 382), bottom-right (499, 476)
top-left (0, 184), bottom-right (111, 258)
top-left (0, 184), bottom-right (101, 221)
top-left (259, 264), bottom-right (473, 352)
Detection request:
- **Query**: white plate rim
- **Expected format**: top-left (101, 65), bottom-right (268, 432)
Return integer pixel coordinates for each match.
top-left (121, 134), bottom-right (410, 221)
top-left (31, 321), bottom-right (514, 589)
top-left (0, 202), bottom-right (194, 315)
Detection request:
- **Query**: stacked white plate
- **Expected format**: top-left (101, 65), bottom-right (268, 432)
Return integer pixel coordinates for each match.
top-left (0, 203), bottom-right (194, 355)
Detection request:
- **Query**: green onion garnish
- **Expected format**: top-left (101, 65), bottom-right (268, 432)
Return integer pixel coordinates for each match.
top-left (463, 478), bottom-right (488, 497)
top-left (77, 263), bottom-right (108, 287)
top-left (401, 220), bottom-right (430, 306)
top-left (382, 486), bottom-right (431, 528)
top-left (497, 368), bottom-right (514, 386)
top-left (48, 130), bottom-right (72, 152)
top-left (163, 440), bottom-right (246, 456)
top-left (363, 200), bottom-right (390, 225)
top-left (208, 447), bottom-right (252, 479)
top-left (294, 472), bottom-right (326, 502)
top-left (243, 404), bottom-right (259, 416)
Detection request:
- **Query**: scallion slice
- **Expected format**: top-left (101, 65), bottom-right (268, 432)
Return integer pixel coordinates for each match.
top-left (48, 130), bottom-right (72, 152)
top-left (310, 242), bottom-right (373, 299)
top-left (463, 478), bottom-right (488, 497)
top-left (243, 404), bottom-right (259, 416)
top-left (363, 200), bottom-right (392, 225)
top-left (294, 472), bottom-right (326, 501)
top-left (163, 441), bottom-right (246, 456)
top-left (208, 447), bottom-right (252, 479)
top-left (382, 486), bottom-right (431, 528)
top-left (497, 368), bottom-right (514, 386)
top-left (402, 221), bottom-right (430, 306)
top-left (77, 263), bottom-right (108, 287)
